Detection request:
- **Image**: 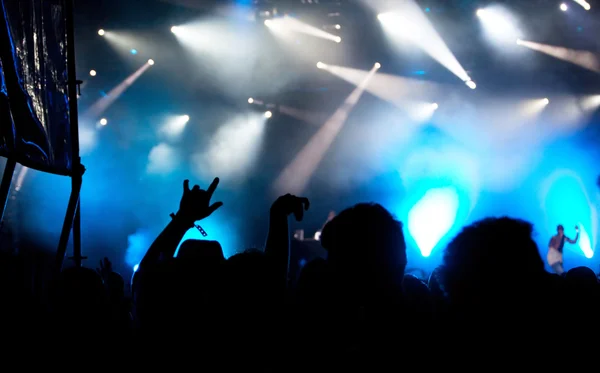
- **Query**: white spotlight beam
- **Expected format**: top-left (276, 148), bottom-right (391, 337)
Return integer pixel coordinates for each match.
top-left (573, 0), bottom-right (591, 10)
top-left (378, 1), bottom-right (471, 84)
top-left (581, 95), bottom-right (600, 112)
top-left (321, 64), bottom-right (443, 121)
top-left (274, 65), bottom-right (380, 195)
top-left (82, 61), bottom-right (153, 119)
top-left (266, 16), bottom-right (341, 43)
top-left (517, 39), bottom-right (600, 73)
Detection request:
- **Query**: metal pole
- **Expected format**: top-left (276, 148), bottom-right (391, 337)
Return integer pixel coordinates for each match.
top-left (54, 0), bottom-right (84, 272)
top-left (0, 158), bottom-right (17, 229)
top-left (72, 200), bottom-right (82, 267)
top-left (55, 177), bottom-right (80, 272)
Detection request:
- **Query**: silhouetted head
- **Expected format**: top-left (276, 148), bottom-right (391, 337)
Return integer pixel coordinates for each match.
top-left (441, 217), bottom-right (545, 308)
top-left (557, 225), bottom-right (564, 236)
top-left (52, 267), bottom-right (108, 330)
top-left (321, 203), bottom-right (406, 289)
top-left (177, 239), bottom-right (225, 264)
top-left (223, 249), bottom-right (279, 326)
top-left (105, 271), bottom-right (125, 300)
top-left (566, 266), bottom-right (598, 288)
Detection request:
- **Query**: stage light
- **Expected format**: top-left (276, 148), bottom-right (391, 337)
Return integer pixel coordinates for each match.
top-left (335, 24), bottom-right (341, 30)
top-left (171, 26), bottom-right (180, 34)
top-left (432, 103), bottom-right (439, 110)
top-left (133, 264), bottom-right (139, 272)
top-left (89, 70), bottom-right (97, 77)
top-left (334, 36), bottom-right (342, 43)
top-left (182, 115), bottom-right (190, 123)
top-left (476, 9), bottom-right (486, 17)
top-left (147, 59), bottom-right (155, 65)
top-left (248, 98), bottom-right (254, 104)
top-left (316, 61), bottom-right (326, 69)
top-left (264, 111), bottom-right (272, 119)
top-left (516, 39), bottom-right (523, 45)
top-left (98, 29), bottom-right (105, 36)
top-left (574, 0), bottom-right (591, 10)
top-left (100, 118), bottom-right (108, 126)
top-left (264, 19), bottom-right (273, 27)
top-left (130, 49), bottom-right (138, 55)
top-left (466, 80), bottom-right (477, 89)
top-left (374, 62), bottom-right (381, 69)
top-left (560, 3), bottom-right (568, 11)
top-left (543, 98), bottom-right (550, 105)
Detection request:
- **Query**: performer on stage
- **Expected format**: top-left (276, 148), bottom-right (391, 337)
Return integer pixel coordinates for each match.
top-left (547, 224), bottom-right (579, 275)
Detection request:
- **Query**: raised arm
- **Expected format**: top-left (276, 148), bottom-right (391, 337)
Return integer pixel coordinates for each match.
top-left (566, 226), bottom-right (580, 244)
top-left (265, 194), bottom-right (310, 289)
top-left (139, 178), bottom-right (223, 271)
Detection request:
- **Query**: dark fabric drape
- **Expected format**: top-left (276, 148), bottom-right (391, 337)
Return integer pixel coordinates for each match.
top-left (0, 0), bottom-right (72, 175)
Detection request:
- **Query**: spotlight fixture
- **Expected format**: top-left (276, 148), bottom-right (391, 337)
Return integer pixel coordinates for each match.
top-left (432, 103), bottom-right (439, 110)
top-left (542, 98), bottom-right (550, 105)
top-left (182, 115), bottom-right (190, 122)
top-left (248, 98), bottom-right (254, 104)
top-left (171, 26), bottom-right (180, 34)
top-left (560, 3), bottom-right (568, 11)
top-left (316, 61), bottom-right (326, 69)
top-left (335, 24), bottom-right (341, 30)
top-left (466, 80), bottom-right (477, 90)
top-left (476, 9), bottom-right (486, 17)
top-left (374, 62), bottom-right (381, 69)
top-left (98, 29), bottom-right (105, 36)
top-left (334, 36), bottom-right (342, 43)
top-left (264, 111), bottom-right (273, 119)
top-left (516, 39), bottom-right (523, 45)
top-left (89, 70), bottom-right (97, 77)
top-left (264, 19), bottom-right (273, 27)
top-left (147, 59), bottom-right (155, 65)
top-left (100, 118), bottom-right (108, 126)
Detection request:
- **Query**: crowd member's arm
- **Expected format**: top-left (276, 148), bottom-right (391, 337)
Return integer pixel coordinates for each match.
top-left (265, 194), bottom-right (310, 289)
top-left (138, 178), bottom-right (223, 271)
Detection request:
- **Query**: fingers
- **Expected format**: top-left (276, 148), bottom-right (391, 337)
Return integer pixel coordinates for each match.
top-left (183, 179), bottom-right (190, 194)
top-left (207, 201), bottom-right (224, 215)
top-left (206, 177), bottom-right (220, 199)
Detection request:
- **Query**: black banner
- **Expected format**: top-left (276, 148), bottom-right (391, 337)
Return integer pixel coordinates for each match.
top-left (0, 0), bottom-right (72, 175)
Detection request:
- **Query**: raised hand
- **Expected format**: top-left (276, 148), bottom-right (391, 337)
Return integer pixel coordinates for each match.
top-left (271, 193), bottom-right (310, 221)
top-left (96, 257), bottom-right (113, 280)
top-left (178, 178), bottom-right (223, 224)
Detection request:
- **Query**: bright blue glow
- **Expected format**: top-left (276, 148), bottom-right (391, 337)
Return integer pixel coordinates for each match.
top-left (130, 49), bottom-right (138, 55)
top-left (541, 170), bottom-right (597, 259)
top-left (413, 70), bottom-right (427, 75)
top-left (125, 229), bottom-right (154, 268)
top-left (425, 7), bottom-right (431, 12)
top-left (133, 264), bottom-right (139, 272)
top-left (408, 187), bottom-right (459, 257)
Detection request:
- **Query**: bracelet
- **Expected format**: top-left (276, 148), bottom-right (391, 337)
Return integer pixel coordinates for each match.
top-left (170, 213), bottom-right (208, 237)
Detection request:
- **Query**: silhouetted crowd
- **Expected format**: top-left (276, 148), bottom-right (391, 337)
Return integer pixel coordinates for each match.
top-left (1, 177), bottom-right (599, 365)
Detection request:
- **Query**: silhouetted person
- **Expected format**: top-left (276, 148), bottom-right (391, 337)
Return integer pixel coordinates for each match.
top-left (296, 203), bottom-right (408, 357)
top-left (440, 217), bottom-right (556, 348)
